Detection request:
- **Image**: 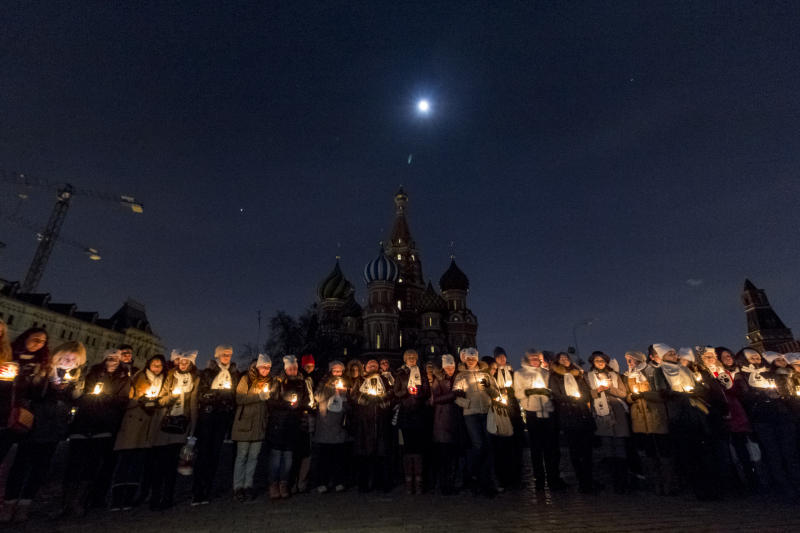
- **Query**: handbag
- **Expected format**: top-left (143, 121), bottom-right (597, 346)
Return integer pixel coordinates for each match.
top-left (487, 405), bottom-right (513, 437)
top-left (161, 414), bottom-right (189, 434)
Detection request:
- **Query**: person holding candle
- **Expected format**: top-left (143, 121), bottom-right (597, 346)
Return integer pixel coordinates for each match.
top-left (453, 347), bottom-right (499, 496)
top-left (313, 360), bottom-right (350, 493)
top-left (696, 346), bottom-right (757, 493)
top-left (491, 346), bottom-right (524, 491)
top-left (735, 347), bottom-right (800, 495)
top-left (353, 359), bottom-right (394, 492)
top-left (550, 351), bottom-right (595, 493)
top-left (192, 344), bottom-right (239, 505)
top-left (291, 353), bottom-right (317, 494)
top-left (587, 351), bottom-right (631, 493)
top-left (654, 346), bottom-right (718, 499)
top-left (109, 354), bottom-right (166, 511)
top-left (58, 349), bottom-right (130, 517)
top-left (267, 355), bottom-right (308, 499)
top-left (231, 353), bottom-right (271, 502)
top-left (431, 354), bottom-right (462, 495)
top-left (393, 349), bottom-right (431, 495)
top-left (0, 328), bottom-right (49, 466)
top-left (147, 350), bottom-right (199, 510)
top-left (514, 349), bottom-right (564, 491)
top-left (1, 341), bottom-right (85, 523)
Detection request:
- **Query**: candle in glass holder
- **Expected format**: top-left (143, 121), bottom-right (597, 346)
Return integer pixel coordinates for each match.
top-left (92, 383), bottom-right (104, 395)
top-left (694, 372), bottom-right (702, 382)
top-left (262, 384), bottom-right (270, 394)
top-left (290, 393), bottom-right (298, 405)
top-left (222, 380), bottom-right (232, 390)
top-left (533, 375), bottom-right (545, 389)
top-left (172, 385), bottom-right (182, 396)
top-left (570, 391), bottom-right (582, 399)
top-left (0, 363), bottom-right (18, 381)
top-left (498, 395), bottom-right (508, 405)
top-left (683, 385), bottom-right (694, 393)
top-left (368, 386), bottom-right (378, 396)
top-left (146, 386), bottom-right (159, 399)
top-left (335, 379), bottom-right (344, 390)
top-left (632, 384), bottom-right (640, 394)
top-left (408, 385), bottom-right (418, 395)
top-left (504, 379), bottom-right (513, 388)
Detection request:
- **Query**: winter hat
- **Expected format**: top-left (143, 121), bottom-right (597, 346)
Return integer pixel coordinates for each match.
top-left (461, 347), bottom-right (479, 361)
top-left (301, 354), bottom-right (315, 367)
top-left (103, 348), bottom-right (121, 361)
top-left (441, 354), bottom-right (455, 367)
top-left (741, 348), bottom-right (761, 359)
top-left (785, 353), bottom-right (800, 365)
top-left (256, 353), bottom-right (272, 368)
top-left (493, 346), bottom-right (507, 358)
top-left (678, 347), bottom-right (696, 362)
top-left (170, 349), bottom-right (198, 364)
top-left (283, 355), bottom-right (298, 368)
top-left (652, 344), bottom-right (676, 359)
top-left (625, 351), bottom-right (646, 363)
top-left (763, 351), bottom-right (785, 364)
top-left (329, 360), bottom-right (344, 371)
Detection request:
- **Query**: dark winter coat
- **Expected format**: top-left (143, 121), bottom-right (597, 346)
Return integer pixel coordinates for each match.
top-left (353, 371), bottom-right (393, 456)
top-left (734, 365), bottom-right (792, 425)
top-left (70, 362), bottom-right (130, 437)
top-left (28, 369), bottom-right (82, 443)
top-left (314, 373), bottom-right (350, 444)
top-left (431, 370), bottom-right (462, 444)
top-left (549, 363), bottom-right (595, 433)
top-left (197, 359), bottom-right (240, 415)
top-left (266, 372), bottom-right (309, 450)
top-left (393, 364), bottom-right (431, 430)
top-left (653, 366), bottom-right (710, 435)
top-left (0, 347), bottom-right (49, 426)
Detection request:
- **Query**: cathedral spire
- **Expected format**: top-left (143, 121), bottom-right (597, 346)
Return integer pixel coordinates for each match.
top-left (390, 186), bottom-right (414, 249)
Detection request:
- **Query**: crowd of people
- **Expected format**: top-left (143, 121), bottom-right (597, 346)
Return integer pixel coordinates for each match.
top-left (0, 318), bottom-right (799, 523)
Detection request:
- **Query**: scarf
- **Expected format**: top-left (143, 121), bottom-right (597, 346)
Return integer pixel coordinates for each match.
top-left (407, 366), bottom-right (421, 388)
top-left (563, 370), bottom-right (581, 399)
top-left (169, 371), bottom-right (194, 416)
top-left (708, 364), bottom-right (734, 390)
top-left (211, 362), bottom-right (232, 390)
top-left (660, 361), bottom-right (696, 392)
top-left (359, 374), bottom-right (386, 396)
top-left (740, 364), bottom-right (772, 389)
top-left (145, 369), bottom-right (164, 397)
top-left (523, 366), bottom-right (552, 418)
top-left (587, 370), bottom-right (618, 416)
top-left (497, 365), bottom-right (514, 388)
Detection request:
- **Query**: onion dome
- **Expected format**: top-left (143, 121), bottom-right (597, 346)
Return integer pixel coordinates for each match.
top-left (419, 282), bottom-right (447, 313)
top-left (363, 245), bottom-right (399, 284)
top-left (342, 295), bottom-right (362, 318)
top-left (317, 260), bottom-right (354, 300)
top-left (439, 259), bottom-right (469, 291)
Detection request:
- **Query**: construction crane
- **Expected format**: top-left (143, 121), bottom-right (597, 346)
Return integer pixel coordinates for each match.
top-left (1, 170), bottom-right (143, 293)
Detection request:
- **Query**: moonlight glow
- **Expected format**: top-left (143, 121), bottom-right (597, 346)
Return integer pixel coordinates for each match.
top-left (417, 99), bottom-right (430, 113)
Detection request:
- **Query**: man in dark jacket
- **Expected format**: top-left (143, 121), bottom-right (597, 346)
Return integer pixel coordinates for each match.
top-left (117, 344), bottom-right (140, 378)
top-left (191, 345), bottom-right (239, 505)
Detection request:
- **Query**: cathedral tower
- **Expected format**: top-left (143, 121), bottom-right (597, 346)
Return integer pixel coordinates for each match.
top-left (742, 278), bottom-right (794, 352)
top-left (362, 246), bottom-right (400, 354)
top-left (440, 258), bottom-right (478, 354)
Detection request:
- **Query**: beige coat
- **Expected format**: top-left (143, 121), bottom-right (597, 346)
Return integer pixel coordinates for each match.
top-left (625, 373), bottom-right (669, 435)
top-left (231, 367), bottom-right (271, 442)
top-left (113, 371), bottom-right (164, 450)
top-left (453, 362), bottom-right (499, 416)
top-left (151, 368), bottom-right (199, 446)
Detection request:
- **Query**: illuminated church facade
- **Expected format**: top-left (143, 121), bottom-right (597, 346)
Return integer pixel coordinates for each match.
top-left (316, 188), bottom-right (477, 361)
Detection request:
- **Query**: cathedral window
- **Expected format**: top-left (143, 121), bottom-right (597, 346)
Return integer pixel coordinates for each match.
top-left (376, 333), bottom-right (381, 350)
top-left (430, 345), bottom-right (434, 353)
top-left (397, 299), bottom-right (402, 311)
top-left (411, 254), bottom-right (415, 261)
top-left (398, 278), bottom-right (403, 283)
top-left (343, 347), bottom-right (348, 356)
top-left (399, 332), bottom-right (403, 346)
top-left (396, 254), bottom-right (402, 261)
top-left (428, 317), bottom-right (432, 327)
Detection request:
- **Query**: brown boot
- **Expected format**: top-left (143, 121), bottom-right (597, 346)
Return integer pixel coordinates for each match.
top-left (279, 482), bottom-right (290, 499)
top-left (269, 482), bottom-right (280, 500)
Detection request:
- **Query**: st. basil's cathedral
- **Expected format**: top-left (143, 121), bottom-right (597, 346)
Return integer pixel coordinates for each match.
top-left (315, 187), bottom-right (477, 362)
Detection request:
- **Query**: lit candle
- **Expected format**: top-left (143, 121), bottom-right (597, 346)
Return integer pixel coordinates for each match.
top-left (570, 391), bottom-right (582, 399)
top-left (694, 372), bottom-right (702, 382)
top-left (172, 385), bottom-right (182, 396)
top-left (290, 393), bottom-right (298, 405)
top-left (92, 383), bottom-right (104, 395)
top-left (63, 370), bottom-right (74, 382)
top-left (504, 379), bottom-right (513, 388)
top-left (597, 378), bottom-right (610, 388)
top-left (795, 386), bottom-right (800, 397)
top-left (368, 386), bottom-right (378, 396)
top-left (145, 386), bottom-right (159, 399)
top-left (498, 395), bottom-right (508, 405)
top-left (335, 379), bottom-right (344, 390)
top-left (408, 385), bottom-right (418, 395)
top-left (0, 363), bottom-right (18, 381)
top-left (262, 384), bottom-right (270, 394)
top-left (533, 375), bottom-right (545, 389)
top-left (632, 384), bottom-right (640, 394)
top-left (222, 380), bottom-right (232, 390)
top-left (683, 385), bottom-right (694, 393)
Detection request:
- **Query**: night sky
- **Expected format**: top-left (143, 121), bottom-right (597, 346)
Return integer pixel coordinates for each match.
top-left (2, 2), bottom-right (799, 364)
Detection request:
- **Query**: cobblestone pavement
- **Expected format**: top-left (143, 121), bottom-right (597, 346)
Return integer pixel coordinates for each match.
top-left (4, 442), bottom-right (799, 532)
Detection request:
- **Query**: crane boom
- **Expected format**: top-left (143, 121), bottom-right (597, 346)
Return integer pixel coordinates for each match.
top-left (20, 185), bottom-right (74, 293)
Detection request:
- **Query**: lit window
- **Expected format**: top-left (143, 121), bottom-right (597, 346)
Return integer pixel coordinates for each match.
top-left (430, 345), bottom-right (434, 353)
top-left (411, 254), bottom-right (415, 261)
top-left (343, 347), bottom-right (348, 356)
top-left (428, 317), bottom-right (433, 327)
top-left (396, 254), bottom-right (402, 260)
top-left (376, 333), bottom-right (381, 350)
top-left (399, 333), bottom-right (403, 347)
top-left (397, 300), bottom-right (402, 310)
top-left (398, 278), bottom-right (403, 283)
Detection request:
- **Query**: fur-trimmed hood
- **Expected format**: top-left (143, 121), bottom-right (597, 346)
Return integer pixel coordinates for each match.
top-left (551, 362), bottom-right (583, 377)
top-left (457, 360), bottom-right (489, 372)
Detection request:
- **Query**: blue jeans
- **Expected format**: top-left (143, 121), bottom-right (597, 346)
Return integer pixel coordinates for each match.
top-left (269, 449), bottom-right (293, 483)
top-left (463, 413), bottom-right (494, 490)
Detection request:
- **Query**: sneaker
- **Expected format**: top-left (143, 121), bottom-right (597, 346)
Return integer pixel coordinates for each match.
top-left (316, 485), bottom-right (328, 494)
top-left (334, 484), bottom-right (345, 493)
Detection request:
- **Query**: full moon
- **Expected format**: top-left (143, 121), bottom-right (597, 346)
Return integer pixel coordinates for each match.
top-left (417, 99), bottom-right (430, 113)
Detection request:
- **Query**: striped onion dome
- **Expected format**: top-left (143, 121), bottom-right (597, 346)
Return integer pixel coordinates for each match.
top-left (363, 245), bottom-right (399, 284)
top-left (317, 260), bottom-right (354, 300)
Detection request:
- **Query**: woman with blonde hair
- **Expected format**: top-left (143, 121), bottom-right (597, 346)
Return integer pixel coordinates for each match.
top-left (0, 341), bottom-right (85, 523)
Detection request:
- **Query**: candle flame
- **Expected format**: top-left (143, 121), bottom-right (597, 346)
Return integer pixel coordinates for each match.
top-left (335, 379), bottom-right (344, 389)
top-left (172, 386), bottom-right (182, 395)
top-left (92, 383), bottom-right (103, 395)
top-left (146, 386), bottom-right (159, 399)
top-left (505, 380), bottom-right (513, 388)
top-left (368, 387), bottom-right (378, 396)
top-left (263, 384), bottom-right (270, 394)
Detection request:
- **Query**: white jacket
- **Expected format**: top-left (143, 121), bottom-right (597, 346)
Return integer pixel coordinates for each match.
top-left (513, 360), bottom-right (554, 418)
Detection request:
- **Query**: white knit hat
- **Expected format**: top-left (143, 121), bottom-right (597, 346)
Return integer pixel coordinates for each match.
top-left (441, 354), bottom-right (455, 367)
top-left (329, 360), bottom-right (344, 370)
top-left (256, 353), bottom-right (271, 368)
top-left (785, 352), bottom-right (800, 364)
top-left (652, 343), bottom-right (676, 359)
top-left (283, 354), bottom-right (298, 368)
top-left (170, 349), bottom-right (197, 364)
top-left (763, 351), bottom-right (785, 364)
top-left (608, 358), bottom-right (620, 373)
top-left (461, 347), bottom-right (479, 361)
top-left (677, 347), bottom-right (696, 362)
top-left (741, 348), bottom-right (761, 359)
